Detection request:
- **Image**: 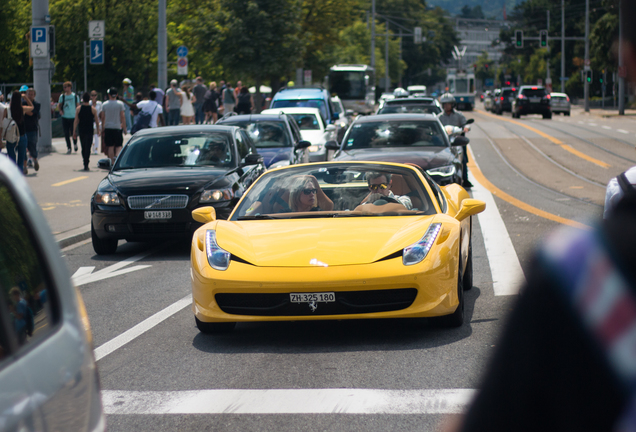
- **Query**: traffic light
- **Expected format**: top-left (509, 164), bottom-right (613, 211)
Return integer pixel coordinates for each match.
top-left (600, 69), bottom-right (604, 84)
top-left (515, 30), bottom-right (523, 48)
top-left (585, 70), bottom-right (593, 83)
top-left (485, 64), bottom-right (489, 70)
top-left (540, 30), bottom-right (547, 48)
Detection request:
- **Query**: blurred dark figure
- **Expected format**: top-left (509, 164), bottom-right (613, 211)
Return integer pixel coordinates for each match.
top-left (454, 3), bottom-right (636, 431)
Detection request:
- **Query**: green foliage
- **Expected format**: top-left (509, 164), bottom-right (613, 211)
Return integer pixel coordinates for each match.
top-left (0, 0), bottom-right (32, 84)
top-left (475, 51), bottom-right (494, 82)
top-left (590, 12), bottom-right (618, 73)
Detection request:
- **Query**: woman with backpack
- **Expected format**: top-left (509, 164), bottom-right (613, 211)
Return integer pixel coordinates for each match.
top-left (73, 92), bottom-right (101, 171)
top-left (5, 91), bottom-right (33, 174)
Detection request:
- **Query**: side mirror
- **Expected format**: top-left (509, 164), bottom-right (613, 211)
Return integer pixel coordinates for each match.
top-left (295, 140), bottom-right (311, 151)
top-left (455, 199), bottom-right (486, 222)
top-left (97, 158), bottom-right (112, 170)
top-left (465, 119), bottom-right (474, 124)
top-left (242, 153), bottom-right (263, 166)
top-left (451, 136), bottom-right (470, 146)
top-left (192, 206), bottom-right (217, 224)
top-left (325, 140), bottom-right (339, 151)
top-left (325, 124), bottom-right (336, 132)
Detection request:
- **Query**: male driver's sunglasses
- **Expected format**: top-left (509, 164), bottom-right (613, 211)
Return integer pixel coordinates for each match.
top-left (369, 183), bottom-right (388, 191)
top-left (302, 188), bottom-right (317, 195)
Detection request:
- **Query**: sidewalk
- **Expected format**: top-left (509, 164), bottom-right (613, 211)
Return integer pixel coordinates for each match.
top-left (572, 105), bottom-right (636, 118)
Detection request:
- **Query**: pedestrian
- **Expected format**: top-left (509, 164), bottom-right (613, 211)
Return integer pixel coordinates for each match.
top-left (165, 79), bottom-right (182, 126)
top-left (73, 92), bottom-right (100, 171)
top-left (180, 85), bottom-right (195, 125)
top-left (23, 87), bottom-right (41, 173)
top-left (222, 82), bottom-right (236, 115)
top-left (192, 77), bottom-right (207, 124)
top-left (57, 81), bottom-right (79, 154)
top-left (9, 287), bottom-right (29, 345)
top-left (203, 82), bottom-right (220, 124)
top-left (5, 90), bottom-right (33, 174)
top-left (236, 86), bottom-right (254, 115)
top-left (122, 78), bottom-right (135, 131)
top-left (89, 90), bottom-right (103, 154)
top-left (135, 90), bottom-right (164, 128)
top-left (234, 80), bottom-right (243, 100)
top-left (150, 83), bottom-right (164, 107)
top-left (100, 87), bottom-right (126, 163)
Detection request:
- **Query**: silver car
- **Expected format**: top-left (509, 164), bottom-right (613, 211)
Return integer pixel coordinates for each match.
top-left (550, 92), bottom-right (571, 116)
top-left (0, 156), bottom-right (104, 431)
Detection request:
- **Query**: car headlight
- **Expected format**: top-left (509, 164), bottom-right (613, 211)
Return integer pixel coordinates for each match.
top-left (426, 165), bottom-right (456, 177)
top-left (206, 230), bottom-right (231, 271)
top-left (308, 145), bottom-right (324, 153)
top-left (94, 191), bottom-right (120, 205)
top-left (200, 188), bottom-right (234, 203)
top-left (403, 223), bottom-right (442, 266)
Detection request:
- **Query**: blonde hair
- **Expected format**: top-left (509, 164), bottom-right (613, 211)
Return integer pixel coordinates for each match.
top-left (288, 176), bottom-right (315, 212)
top-left (209, 81), bottom-right (217, 90)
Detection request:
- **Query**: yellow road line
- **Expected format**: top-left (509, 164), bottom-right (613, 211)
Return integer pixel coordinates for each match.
top-left (476, 109), bottom-right (610, 168)
top-left (52, 176), bottom-right (88, 187)
top-left (467, 148), bottom-right (590, 230)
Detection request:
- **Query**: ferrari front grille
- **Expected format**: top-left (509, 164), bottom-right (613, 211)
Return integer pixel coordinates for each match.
top-left (128, 195), bottom-right (189, 210)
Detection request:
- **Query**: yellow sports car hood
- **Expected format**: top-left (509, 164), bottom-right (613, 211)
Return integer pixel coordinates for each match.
top-left (214, 216), bottom-right (438, 267)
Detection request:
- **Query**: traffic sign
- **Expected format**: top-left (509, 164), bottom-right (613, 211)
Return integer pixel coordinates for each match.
top-left (177, 45), bottom-right (188, 57)
top-left (90, 39), bottom-right (104, 65)
top-left (31, 26), bottom-right (48, 58)
top-left (89, 20), bottom-right (105, 38)
top-left (304, 69), bottom-right (312, 85)
top-left (177, 56), bottom-right (188, 75)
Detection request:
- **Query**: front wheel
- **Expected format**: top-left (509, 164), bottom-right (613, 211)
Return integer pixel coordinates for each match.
top-left (91, 224), bottom-right (118, 255)
top-left (196, 317), bottom-right (236, 334)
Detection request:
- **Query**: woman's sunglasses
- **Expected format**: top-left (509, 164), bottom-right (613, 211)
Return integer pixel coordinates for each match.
top-left (302, 188), bottom-right (317, 195)
top-left (368, 183), bottom-right (388, 191)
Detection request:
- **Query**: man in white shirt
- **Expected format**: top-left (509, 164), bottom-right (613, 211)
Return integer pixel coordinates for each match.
top-left (100, 87), bottom-right (127, 162)
top-left (135, 91), bottom-right (164, 128)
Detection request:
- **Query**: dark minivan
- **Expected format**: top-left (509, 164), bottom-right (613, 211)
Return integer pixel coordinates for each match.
top-left (512, 86), bottom-right (552, 119)
top-left (493, 87), bottom-right (517, 115)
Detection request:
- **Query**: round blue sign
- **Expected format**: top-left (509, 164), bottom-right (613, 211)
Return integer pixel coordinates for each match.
top-left (177, 45), bottom-right (188, 57)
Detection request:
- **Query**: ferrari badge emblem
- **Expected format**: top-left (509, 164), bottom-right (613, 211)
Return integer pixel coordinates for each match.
top-left (308, 301), bottom-right (318, 312)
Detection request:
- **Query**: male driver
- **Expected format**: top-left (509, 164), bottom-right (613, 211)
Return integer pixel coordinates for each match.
top-left (58, 81), bottom-right (80, 153)
top-left (364, 172), bottom-right (412, 210)
top-left (100, 87), bottom-right (127, 162)
top-left (438, 92), bottom-right (471, 188)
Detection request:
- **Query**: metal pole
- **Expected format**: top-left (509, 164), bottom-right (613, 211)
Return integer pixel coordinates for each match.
top-left (385, 20), bottom-right (389, 93)
top-left (158, 0), bottom-right (167, 91)
top-left (32, 0), bottom-right (52, 154)
top-left (398, 29), bottom-right (402, 88)
top-left (546, 11), bottom-right (551, 88)
top-left (83, 40), bottom-right (87, 96)
top-left (370, 0), bottom-right (375, 70)
top-left (619, 0), bottom-right (625, 115)
top-left (584, 0), bottom-right (590, 112)
top-left (561, 0), bottom-right (565, 92)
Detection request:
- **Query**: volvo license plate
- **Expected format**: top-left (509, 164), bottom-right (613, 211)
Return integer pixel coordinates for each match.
top-left (290, 292), bottom-right (335, 303)
top-left (144, 211), bottom-right (172, 219)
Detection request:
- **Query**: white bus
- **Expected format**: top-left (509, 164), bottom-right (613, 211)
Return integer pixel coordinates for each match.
top-left (446, 69), bottom-right (476, 111)
top-left (328, 64), bottom-right (376, 114)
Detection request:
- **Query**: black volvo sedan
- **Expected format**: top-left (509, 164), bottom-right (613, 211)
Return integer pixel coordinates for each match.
top-left (90, 125), bottom-right (265, 255)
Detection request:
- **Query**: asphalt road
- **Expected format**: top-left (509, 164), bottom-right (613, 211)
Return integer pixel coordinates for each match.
top-left (19, 106), bottom-right (636, 430)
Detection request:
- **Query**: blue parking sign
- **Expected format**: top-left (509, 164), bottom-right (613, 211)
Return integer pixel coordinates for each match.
top-left (90, 39), bottom-right (104, 65)
top-left (31, 27), bottom-right (47, 43)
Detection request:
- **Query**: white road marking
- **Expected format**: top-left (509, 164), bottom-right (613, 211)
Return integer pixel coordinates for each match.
top-left (619, 129), bottom-right (630, 134)
top-left (602, 125), bottom-right (612, 130)
top-left (102, 388), bottom-right (476, 415)
top-left (589, 122), bottom-right (598, 126)
top-left (578, 121), bottom-right (584, 124)
top-left (72, 250), bottom-right (155, 286)
top-left (94, 294), bottom-right (192, 361)
top-left (468, 148), bottom-right (525, 296)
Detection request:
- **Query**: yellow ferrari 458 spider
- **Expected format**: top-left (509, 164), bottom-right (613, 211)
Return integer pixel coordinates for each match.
top-left (191, 161), bottom-right (485, 333)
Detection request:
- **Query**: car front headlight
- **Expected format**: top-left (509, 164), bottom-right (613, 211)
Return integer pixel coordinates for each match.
top-left (206, 230), bottom-right (231, 271)
top-left (200, 188), bottom-right (234, 203)
top-left (403, 223), bottom-right (442, 266)
top-left (308, 145), bottom-right (323, 153)
top-left (426, 165), bottom-right (456, 177)
top-left (94, 191), bottom-right (121, 205)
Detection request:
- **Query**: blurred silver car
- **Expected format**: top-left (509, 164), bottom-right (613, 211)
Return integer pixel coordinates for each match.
top-left (0, 156), bottom-right (104, 431)
top-left (550, 92), bottom-right (571, 116)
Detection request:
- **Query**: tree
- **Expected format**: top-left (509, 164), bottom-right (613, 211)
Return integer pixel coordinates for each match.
top-left (475, 51), bottom-right (495, 83)
top-left (213, 0), bottom-right (304, 111)
top-left (0, 0), bottom-right (32, 84)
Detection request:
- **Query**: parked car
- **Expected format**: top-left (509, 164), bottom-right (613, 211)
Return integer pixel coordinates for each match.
top-left (512, 86), bottom-right (552, 119)
top-left (261, 107), bottom-right (338, 162)
top-left (493, 87), bottom-right (517, 115)
top-left (216, 113), bottom-right (310, 168)
top-left (550, 92), bottom-right (571, 116)
top-left (190, 161), bottom-right (485, 333)
top-left (0, 156), bottom-right (104, 431)
top-left (91, 125), bottom-right (266, 254)
top-left (332, 114), bottom-right (468, 186)
top-left (376, 97), bottom-right (442, 115)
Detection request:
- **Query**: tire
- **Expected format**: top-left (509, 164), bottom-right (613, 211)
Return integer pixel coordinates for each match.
top-left (496, 108), bottom-right (502, 116)
top-left (437, 264), bottom-right (465, 327)
top-left (196, 317), bottom-right (236, 334)
top-left (543, 113), bottom-right (552, 119)
top-left (565, 111), bottom-right (570, 116)
top-left (91, 224), bottom-right (118, 255)
top-left (463, 237), bottom-right (473, 291)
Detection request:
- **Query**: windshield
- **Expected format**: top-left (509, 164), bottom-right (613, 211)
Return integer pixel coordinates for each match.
top-left (219, 120), bottom-right (291, 148)
top-left (115, 132), bottom-right (235, 169)
top-left (521, 89), bottom-right (547, 97)
top-left (288, 113), bottom-right (322, 130)
top-left (377, 105), bottom-right (441, 115)
top-left (344, 120), bottom-right (447, 149)
top-left (329, 71), bottom-right (366, 99)
top-left (271, 99), bottom-right (327, 122)
top-left (231, 163), bottom-right (436, 220)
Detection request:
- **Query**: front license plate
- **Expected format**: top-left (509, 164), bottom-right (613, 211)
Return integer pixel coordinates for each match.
top-left (144, 210), bottom-right (172, 220)
top-left (290, 292), bottom-right (336, 303)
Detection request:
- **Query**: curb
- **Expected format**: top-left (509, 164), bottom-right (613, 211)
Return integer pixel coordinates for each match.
top-left (56, 224), bottom-right (92, 249)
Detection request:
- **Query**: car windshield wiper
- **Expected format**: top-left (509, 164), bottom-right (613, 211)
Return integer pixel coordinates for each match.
top-left (237, 215), bottom-right (277, 220)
